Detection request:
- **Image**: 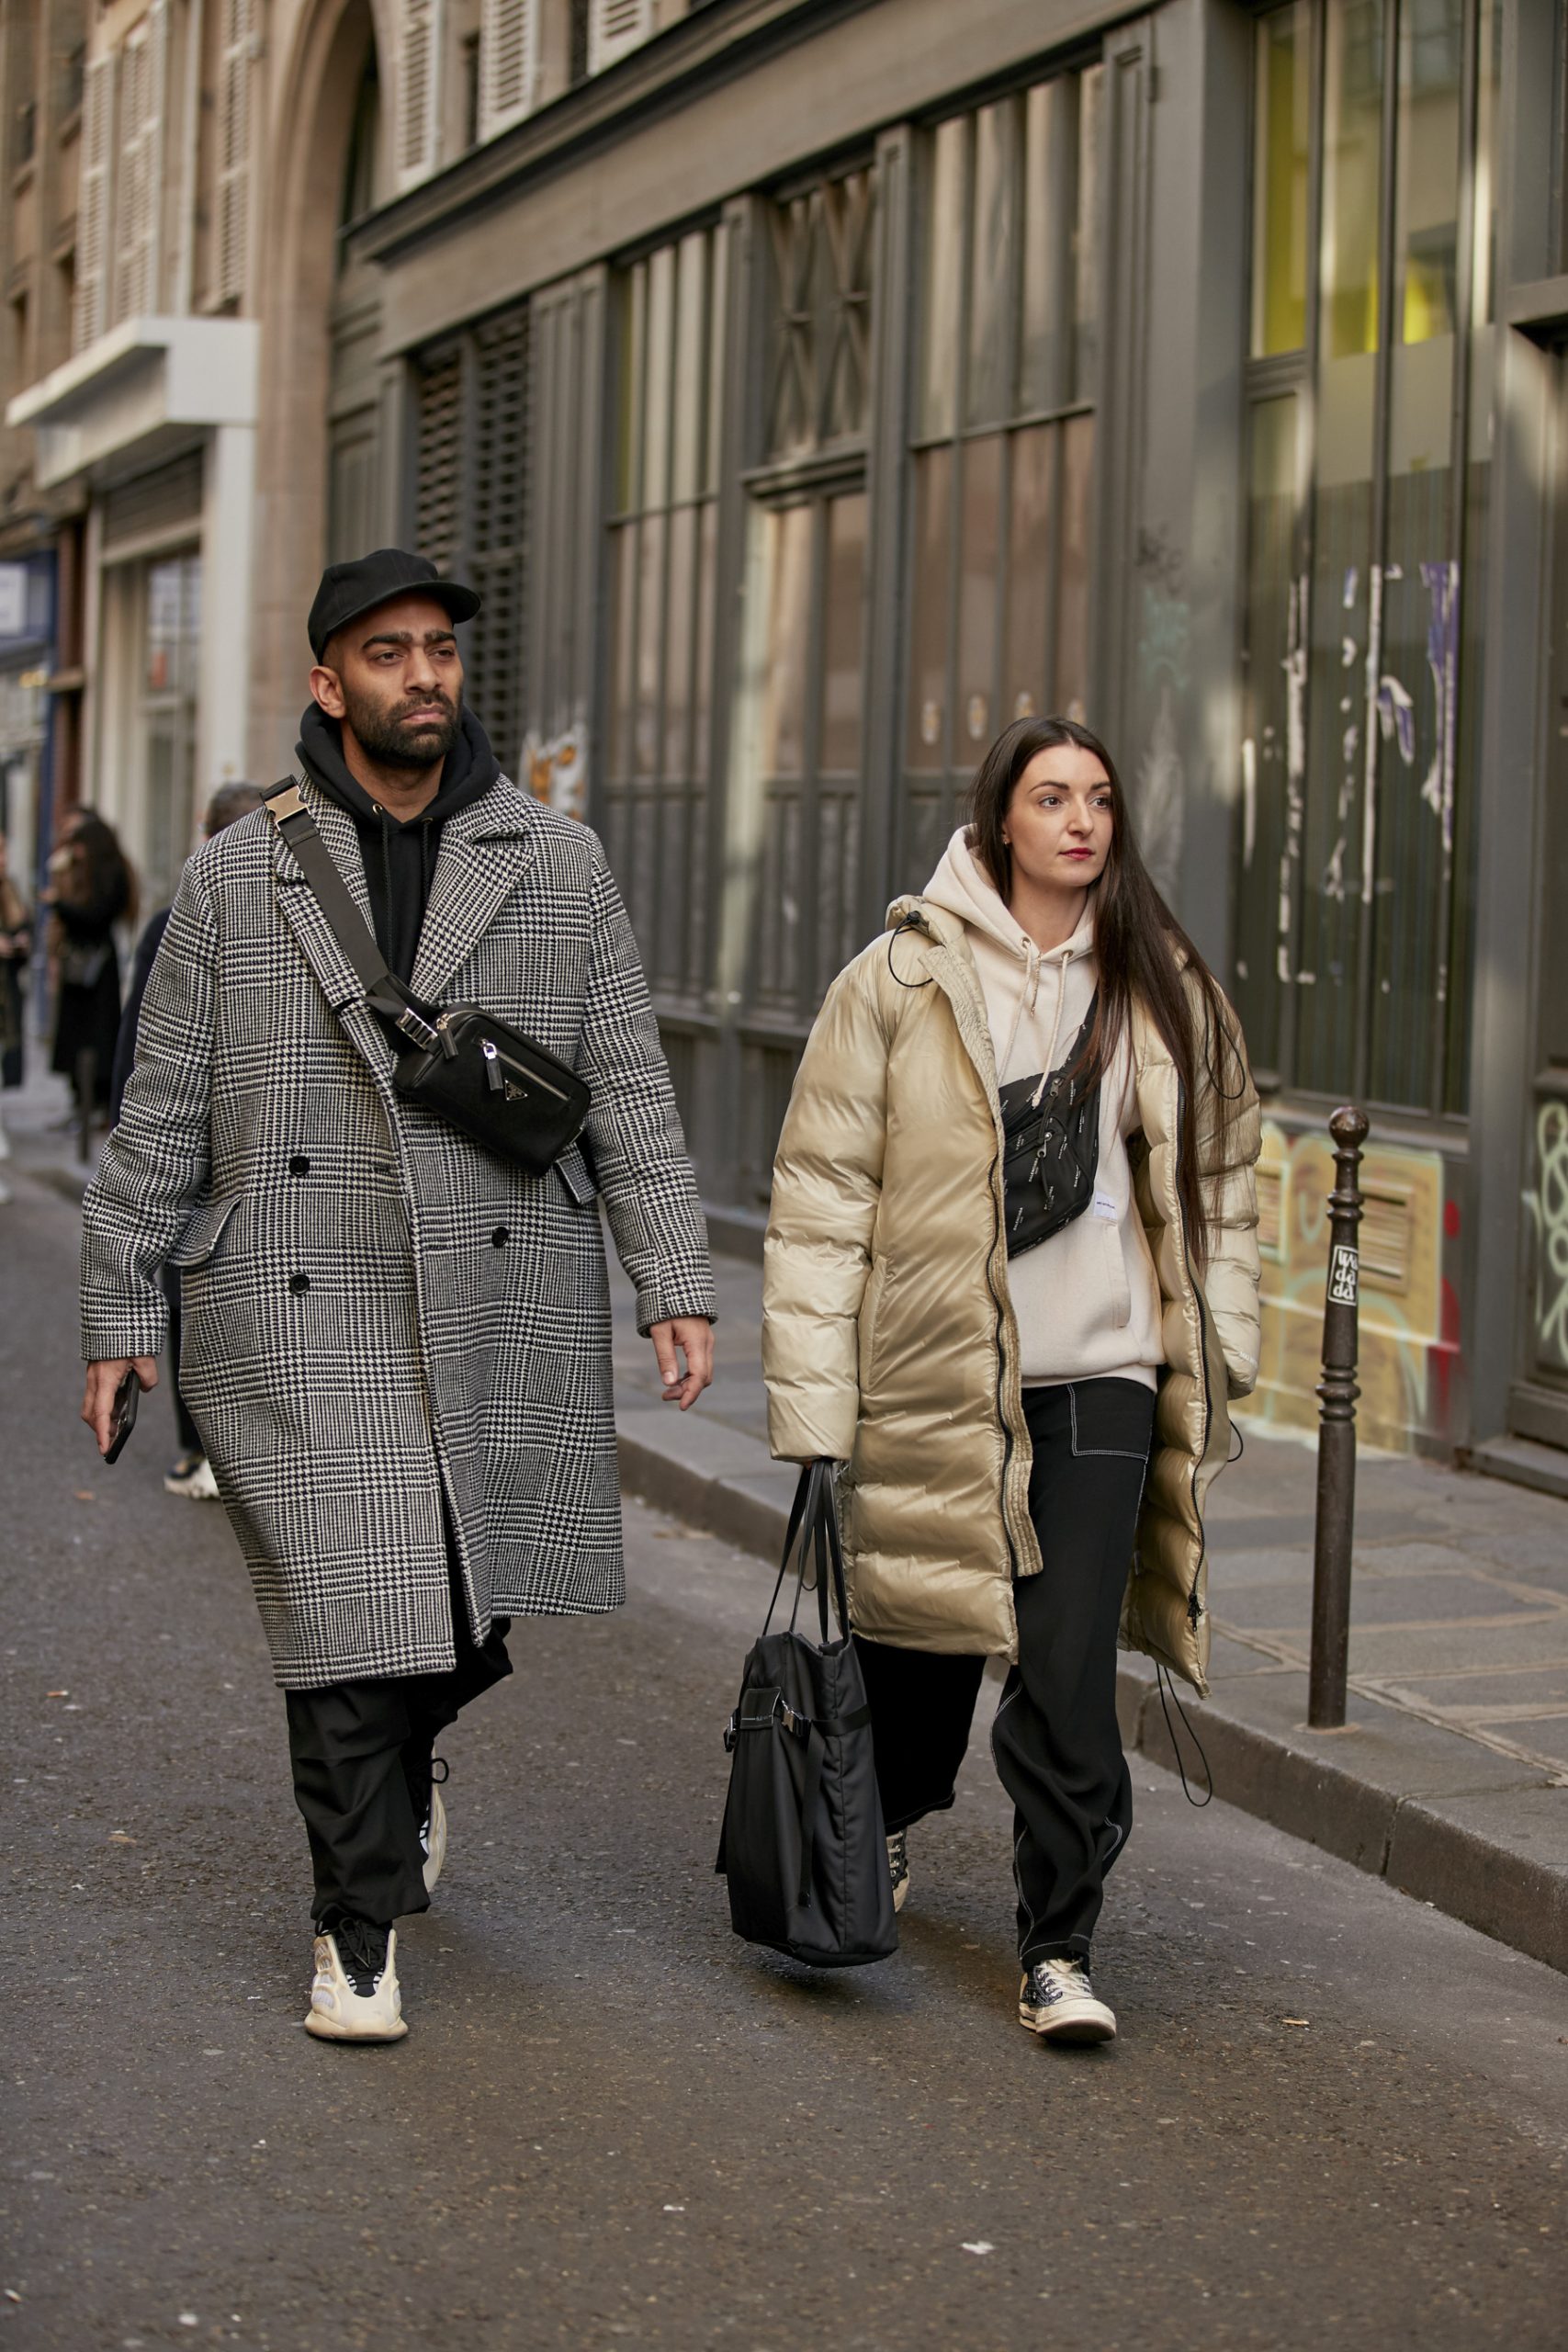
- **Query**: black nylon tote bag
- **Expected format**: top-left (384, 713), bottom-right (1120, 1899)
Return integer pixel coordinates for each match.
top-left (716, 1463), bottom-right (898, 1968)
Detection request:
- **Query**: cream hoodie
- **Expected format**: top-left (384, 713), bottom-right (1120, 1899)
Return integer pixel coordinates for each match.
top-left (922, 830), bottom-right (1165, 1388)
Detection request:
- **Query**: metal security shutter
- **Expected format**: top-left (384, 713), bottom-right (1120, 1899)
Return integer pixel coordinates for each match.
top-left (73, 53), bottom-right (115, 351)
top-left (412, 311), bottom-right (530, 775)
top-left (397, 0), bottom-right (444, 186)
top-left (215, 0), bottom-right (253, 304)
top-left (588, 0), bottom-right (651, 74)
top-left (414, 347), bottom-right (465, 574)
top-left (479, 0), bottom-right (536, 139)
top-left (468, 309), bottom-right (529, 775)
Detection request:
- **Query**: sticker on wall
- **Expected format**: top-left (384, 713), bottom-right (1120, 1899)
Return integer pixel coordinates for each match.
top-left (1013, 691), bottom-right (1037, 720)
top-left (919, 699), bottom-right (942, 746)
top-left (966, 694), bottom-right (988, 741)
top-left (523, 726), bottom-right (587, 820)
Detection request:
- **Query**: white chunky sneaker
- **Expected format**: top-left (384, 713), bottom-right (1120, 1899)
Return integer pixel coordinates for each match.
top-left (886, 1828), bottom-right (910, 1914)
top-left (164, 1452), bottom-right (219, 1498)
top-left (421, 1783), bottom-right (447, 1894)
top-left (1018, 1957), bottom-right (1117, 2045)
top-left (305, 1923), bottom-right (408, 2042)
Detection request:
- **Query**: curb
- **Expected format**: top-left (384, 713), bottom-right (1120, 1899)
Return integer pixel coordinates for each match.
top-left (617, 1422), bottom-right (1568, 1978)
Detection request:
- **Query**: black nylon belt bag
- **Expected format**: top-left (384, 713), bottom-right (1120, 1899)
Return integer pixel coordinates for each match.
top-left (264, 775), bottom-right (589, 1176)
top-left (998, 991), bottom-right (1101, 1258)
top-left (716, 1461), bottom-right (897, 1968)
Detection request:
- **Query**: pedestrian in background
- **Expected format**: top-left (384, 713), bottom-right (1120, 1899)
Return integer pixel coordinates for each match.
top-left (44, 808), bottom-right (134, 1128)
top-left (762, 715), bottom-right (1261, 2047)
top-left (108, 780), bottom-right (265, 1498)
top-left (0, 834), bottom-right (31, 1204)
top-left (79, 548), bottom-right (715, 2043)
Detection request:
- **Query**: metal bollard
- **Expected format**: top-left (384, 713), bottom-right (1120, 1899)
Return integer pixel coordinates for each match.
top-left (1308, 1104), bottom-right (1369, 1729)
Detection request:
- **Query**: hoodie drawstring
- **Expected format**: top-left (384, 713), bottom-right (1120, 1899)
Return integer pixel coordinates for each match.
top-left (997, 944), bottom-right (1041, 1084)
top-left (1029, 948), bottom-right (1073, 1108)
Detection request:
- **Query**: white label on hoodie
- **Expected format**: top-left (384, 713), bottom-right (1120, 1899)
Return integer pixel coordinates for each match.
top-left (1092, 1191), bottom-right (1119, 1222)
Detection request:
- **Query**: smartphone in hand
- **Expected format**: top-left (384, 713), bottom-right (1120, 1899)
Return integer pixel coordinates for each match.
top-left (104, 1366), bottom-right (141, 1464)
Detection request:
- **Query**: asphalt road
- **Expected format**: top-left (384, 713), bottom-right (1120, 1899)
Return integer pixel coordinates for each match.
top-left (4, 1164), bottom-right (1567, 2352)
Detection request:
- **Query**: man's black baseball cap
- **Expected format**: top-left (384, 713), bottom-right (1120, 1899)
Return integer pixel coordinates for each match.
top-left (308, 548), bottom-right (481, 662)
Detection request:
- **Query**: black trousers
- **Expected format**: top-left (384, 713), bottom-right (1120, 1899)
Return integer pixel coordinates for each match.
top-left (856, 1376), bottom-right (1155, 1966)
top-left (285, 1560), bottom-right (512, 1932)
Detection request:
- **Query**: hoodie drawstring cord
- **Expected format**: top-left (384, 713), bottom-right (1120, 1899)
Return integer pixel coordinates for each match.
top-left (997, 944), bottom-right (1041, 1083)
top-left (1028, 948), bottom-right (1073, 1108)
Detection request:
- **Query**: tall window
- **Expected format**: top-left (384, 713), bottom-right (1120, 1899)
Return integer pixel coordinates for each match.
top-left (901, 71), bottom-right (1103, 888)
top-left (603, 227), bottom-right (728, 1016)
top-left (1237, 0), bottom-right (1500, 1113)
top-left (411, 305), bottom-right (530, 775)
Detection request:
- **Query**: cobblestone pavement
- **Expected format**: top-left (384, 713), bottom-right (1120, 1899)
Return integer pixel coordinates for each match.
top-left (4, 1121), bottom-right (1568, 2350)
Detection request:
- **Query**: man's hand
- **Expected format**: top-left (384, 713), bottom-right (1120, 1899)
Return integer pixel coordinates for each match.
top-left (81, 1357), bottom-right (158, 1454)
top-left (650, 1317), bottom-right (714, 1411)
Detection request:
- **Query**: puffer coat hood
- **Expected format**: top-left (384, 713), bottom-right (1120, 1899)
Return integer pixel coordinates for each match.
top-left (761, 894), bottom-right (1263, 1695)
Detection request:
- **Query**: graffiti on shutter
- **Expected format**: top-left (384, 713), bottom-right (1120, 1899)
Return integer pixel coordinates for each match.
top-left (73, 53), bottom-right (115, 351)
top-left (468, 308), bottom-right (529, 776)
top-left (479, 0), bottom-right (536, 139)
top-left (414, 347), bottom-right (465, 575)
top-left (398, 0), bottom-right (444, 185)
top-left (589, 0), bottom-right (652, 74)
top-left (216, 0), bottom-right (252, 304)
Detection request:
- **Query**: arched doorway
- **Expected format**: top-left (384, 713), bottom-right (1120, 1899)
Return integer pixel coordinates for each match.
top-left (249, 0), bottom-right (393, 774)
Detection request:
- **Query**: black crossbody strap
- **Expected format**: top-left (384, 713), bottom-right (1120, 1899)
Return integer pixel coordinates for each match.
top-left (263, 775), bottom-right (438, 1051)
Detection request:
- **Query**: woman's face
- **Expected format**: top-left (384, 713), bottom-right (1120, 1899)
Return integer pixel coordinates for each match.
top-left (1002, 743), bottom-right (1115, 899)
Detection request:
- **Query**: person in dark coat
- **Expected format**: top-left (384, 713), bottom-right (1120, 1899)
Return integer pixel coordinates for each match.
top-left (79, 548), bottom-right (716, 2044)
top-left (0, 835), bottom-right (31, 1203)
top-left (45, 808), bottom-right (134, 1120)
top-left (110, 782), bottom-right (265, 1497)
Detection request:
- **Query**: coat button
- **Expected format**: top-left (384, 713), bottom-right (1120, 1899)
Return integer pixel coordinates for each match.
top-left (491, 1227), bottom-right (509, 1249)
top-left (288, 1154), bottom-right (310, 1177)
top-left (288, 1272), bottom-right (310, 1295)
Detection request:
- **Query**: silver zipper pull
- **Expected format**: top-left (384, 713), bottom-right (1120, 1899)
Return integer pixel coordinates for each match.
top-left (481, 1037), bottom-right (503, 1093)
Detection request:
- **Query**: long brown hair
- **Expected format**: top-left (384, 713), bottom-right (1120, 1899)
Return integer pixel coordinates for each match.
top-left (964, 714), bottom-right (1247, 1270)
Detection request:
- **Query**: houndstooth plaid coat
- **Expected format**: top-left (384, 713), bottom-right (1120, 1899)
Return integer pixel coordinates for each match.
top-left (81, 774), bottom-right (715, 1689)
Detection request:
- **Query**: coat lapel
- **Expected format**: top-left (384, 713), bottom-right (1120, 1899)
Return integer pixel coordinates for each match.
top-left (409, 775), bottom-right (539, 1005)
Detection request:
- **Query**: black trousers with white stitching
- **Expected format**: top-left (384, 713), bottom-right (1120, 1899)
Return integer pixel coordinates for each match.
top-left (856, 1376), bottom-right (1155, 1967)
top-left (284, 1556), bottom-right (512, 1933)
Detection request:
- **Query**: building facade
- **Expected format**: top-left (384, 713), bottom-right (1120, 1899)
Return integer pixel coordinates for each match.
top-left (3, 0), bottom-right (1564, 1487)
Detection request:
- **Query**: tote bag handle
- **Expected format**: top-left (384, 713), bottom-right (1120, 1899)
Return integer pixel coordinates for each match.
top-left (761, 1461), bottom-right (851, 1647)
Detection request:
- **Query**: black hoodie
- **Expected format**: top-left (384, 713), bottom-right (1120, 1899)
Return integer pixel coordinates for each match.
top-left (296, 701), bottom-right (502, 985)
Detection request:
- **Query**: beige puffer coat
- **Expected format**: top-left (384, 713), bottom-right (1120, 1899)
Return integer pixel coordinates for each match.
top-left (761, 897), bottom-right (1262, 1697)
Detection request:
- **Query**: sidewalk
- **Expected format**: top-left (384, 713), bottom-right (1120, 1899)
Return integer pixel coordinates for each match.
top-left (611, 1250), bottom-right (1568, 1978)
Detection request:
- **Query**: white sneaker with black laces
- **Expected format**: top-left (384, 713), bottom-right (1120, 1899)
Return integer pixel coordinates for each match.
top-left (886, 1827), bottom-right (910, 1914)
top-left (1018, 1956), bottom-right (1116, 2044)
top-left (305, 1922), bottom-right (408, 2042)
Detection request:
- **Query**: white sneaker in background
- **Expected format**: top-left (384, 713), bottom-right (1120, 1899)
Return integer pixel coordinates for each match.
top-left (886, 1827), bottom-right (909, 1914)
top-left (304, 1923), bottom-right (408, 2042)
top-left (1018, 1956), bottom-right (1117, 2044)
top-left (164, 1453), bottom-right (219, 1498)
top-left (421, 1782), bottom-right (447, 1894)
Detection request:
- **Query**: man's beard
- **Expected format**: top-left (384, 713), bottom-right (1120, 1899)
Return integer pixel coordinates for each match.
top-left (341, 682), bottom-right (463, 770)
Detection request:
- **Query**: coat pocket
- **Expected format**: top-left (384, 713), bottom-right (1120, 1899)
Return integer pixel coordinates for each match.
top-left (167, 1193), bottom-right (243, 1269)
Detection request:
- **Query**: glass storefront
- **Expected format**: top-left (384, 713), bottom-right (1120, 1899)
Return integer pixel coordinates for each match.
top-left (1237, 0), bottom-right (1499, 1117)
